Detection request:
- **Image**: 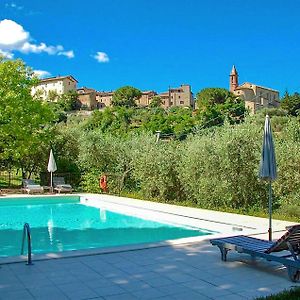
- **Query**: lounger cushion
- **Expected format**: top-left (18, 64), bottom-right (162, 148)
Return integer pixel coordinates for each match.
top-left (27, 185), bottom-right (43, 189)
top-left (56, 184), bottom-right (72, 189)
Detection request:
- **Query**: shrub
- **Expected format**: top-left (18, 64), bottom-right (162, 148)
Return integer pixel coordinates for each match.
top-left (178, 122), bottom-right (267, 210)
top-left (132, 140), bottom-right (185, 201)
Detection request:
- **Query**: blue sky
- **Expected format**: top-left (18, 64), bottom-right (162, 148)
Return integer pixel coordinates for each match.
top-left (0, 0), bottom-right (299, 96)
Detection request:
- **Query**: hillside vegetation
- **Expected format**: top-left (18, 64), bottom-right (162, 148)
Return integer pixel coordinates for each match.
top-left (1, 56), bottom-right (300, 220)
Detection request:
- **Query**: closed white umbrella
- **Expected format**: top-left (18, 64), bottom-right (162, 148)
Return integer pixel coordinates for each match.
top-left (259, 115), bottom-right (277, 241)
top-left (47, 149), bottom-right (57, 192)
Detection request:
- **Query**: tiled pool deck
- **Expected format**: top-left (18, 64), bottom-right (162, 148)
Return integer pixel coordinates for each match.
top-left (0, 194), bottom-right (299, 299)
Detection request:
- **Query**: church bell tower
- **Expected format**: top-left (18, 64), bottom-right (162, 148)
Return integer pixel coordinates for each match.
top-left (229, 65), bottom-right (238, 92)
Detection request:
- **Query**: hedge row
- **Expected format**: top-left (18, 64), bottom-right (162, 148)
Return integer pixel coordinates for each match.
top-left (72, 117), bottom-right (300, 215)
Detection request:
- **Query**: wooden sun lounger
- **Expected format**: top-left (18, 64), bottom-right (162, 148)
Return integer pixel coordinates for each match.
top-left (210, 225), bottom-right (300, 281)
top-left (22, 179), bottom-right (44, 194)
top-left (53, 177), bottom-right (73, 193)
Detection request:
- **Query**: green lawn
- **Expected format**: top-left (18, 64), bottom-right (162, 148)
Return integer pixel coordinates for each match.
top-left (255, 287), bottom-right (300, 299)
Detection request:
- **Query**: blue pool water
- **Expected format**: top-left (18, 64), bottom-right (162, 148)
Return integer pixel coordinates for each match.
top-left (0, 196), bottom-right (213, 257)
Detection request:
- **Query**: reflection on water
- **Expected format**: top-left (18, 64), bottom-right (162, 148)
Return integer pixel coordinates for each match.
top-left (0, 202), bottom-right (212, 257)
top-left (47, 219), bottom-right (54, 245)
top-left (100, 209), bottom-right (107, 222)
top-left (47, 208), bottom-right (54, 244)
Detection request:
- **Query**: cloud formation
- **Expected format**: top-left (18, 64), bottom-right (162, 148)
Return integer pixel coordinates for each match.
top-left (5, 2), bottom-right (23, 10)
top-left (0, 19), bottom-right (74, 59)
top-left (0, 49), bottom-right (13, 59)
top-left (58, 50), bottom-right (74, 59)
top-left (94, 51), bottom-right (109, 63)
top-left (33, 70), bottom-right (51, 78)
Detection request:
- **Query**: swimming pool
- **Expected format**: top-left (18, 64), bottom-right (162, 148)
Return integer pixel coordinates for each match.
top-left (0, 196), bottom-right (214, 257)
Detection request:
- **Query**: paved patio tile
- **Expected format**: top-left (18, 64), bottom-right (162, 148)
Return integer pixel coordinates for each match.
top-left (115, 261), bottom-right (141, 270)
top-left (182, 280), bottom-right (233, 298)
top-left (0, 273), bottom-right (21, 284)
top-left (190, 269), bottom-right (223, 281)
top-left (113, 278), bottom-right (151, 292)
top-left (93, 284), bottom-right (127, 297)
top-left (8, 263), bottom-right (37, 275)
top-left (15, 272), bottom-right (51, 288)
top-left (82, 259), bottom-right (113, 269)
top-left (48, 274), bottom-right (81, 285)
top-left (167, 263), bottom-right (200, 274)
top-left (171, 291), bottom-right (211, 300)
top-left (84, 278), bottom-right (113, 289)
top-left (2, 240), bottom-right (300, 300)
top-left (131, 286), bottom-right (166, 299)
top-left (150, 263), bottom-right (179, 274)
top-left (121, 265), bottom-right (154, 275)
top-left (143, 276), bottom-right (174, 287)
top-left (163, 271), bottom-right (196, 283)
top-left (0, 267), bottom-right (19, 281)
top-left (99, 253), bottom-right (128, 264)
top-left (20, 279), bottom-right (53, 289)
top-left (27, 285), bottom-right (69, 300)
top-left (236, 288), bottom-right (276, 300)
top-left (0, 282), bottom-right (25, 292)
top-left (104, 293), bottom-right (138, 300)
top-left (86, 263), bottom-right (120, 274)
top-left (75, 271), bottom-right (104, 282)
top-left (58, 284), bottom-right (98, 300)
top-left (212, 293), bottom-right (247, 300)
top-left (0, 267), bottom-right (24, 291)
top-left (130, 271), bottom-right (161, 280)
top-left (156, 283), bottom-right (194, 296)
top-left (56, 281), bottom-right (91, 292)
top-left (0, 288), bottom-right (35, 300)
top-left (102, 269), bottom-right (130, 279)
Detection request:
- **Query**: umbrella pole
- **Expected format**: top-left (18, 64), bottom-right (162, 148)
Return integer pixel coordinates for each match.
top-left (50, 172), bottom-right (53, 193)
top-left (268, 181), bottom-right (272, 241)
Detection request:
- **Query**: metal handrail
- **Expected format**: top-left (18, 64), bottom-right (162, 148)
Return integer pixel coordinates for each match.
top-left (21, 223), bottom-right (33, 265)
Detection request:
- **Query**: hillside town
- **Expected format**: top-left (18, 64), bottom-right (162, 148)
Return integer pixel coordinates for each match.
top-left (31, 66), bottom-right (280, 114)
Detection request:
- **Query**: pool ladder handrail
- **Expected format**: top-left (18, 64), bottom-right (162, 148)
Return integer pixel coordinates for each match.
top-left (21, 223), bottom-right (33, 265)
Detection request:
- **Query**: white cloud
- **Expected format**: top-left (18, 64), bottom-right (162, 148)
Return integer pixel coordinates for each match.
top-left (0, 19), bottom-right (28, 49)
top-left (0, 19), bottom-right (74, 59)
top-left (5, 2), bottom-right (23, 10)
top-left (21, 42), bottom-right (63, 54)
top-left (94, 51), bottom-right (109, 63)
top-left (33, 70), bottom-right (51, 78)
top-left (0, 49), bottom-right (13, 58)
top-left (58, 50), bottom-right (74, 59)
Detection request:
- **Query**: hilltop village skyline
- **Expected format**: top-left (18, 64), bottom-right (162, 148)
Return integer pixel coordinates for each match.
top-left (32, 66), bottom-right (280, 114)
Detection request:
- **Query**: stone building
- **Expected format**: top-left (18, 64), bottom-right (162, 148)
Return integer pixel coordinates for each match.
top-left (159, 84), bottom-right (194, 109)
top-left (31, 75), bottom-right (78, 100)
top-left (32, 75), bottom-right (194, 110)
top-left (229, 66), bottom-right (280, 114)
top-left (96, 91), bottom-right (114, 108)
top-left (94, 85), bottom-right (193, 109)
top-left (96, 90), bottom-right (157, 108)
top-left (77, 87), bottom-right (97, 110)
top-left (137, 91), bottom-right (157, 106)
top-left (159, 91), bottom-right (171, 109)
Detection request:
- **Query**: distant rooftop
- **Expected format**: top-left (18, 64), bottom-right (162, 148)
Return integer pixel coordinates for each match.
top-left (39, 75), bottom-right (78, 83)
top-left (236, 82), bottom-right (279, 93)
